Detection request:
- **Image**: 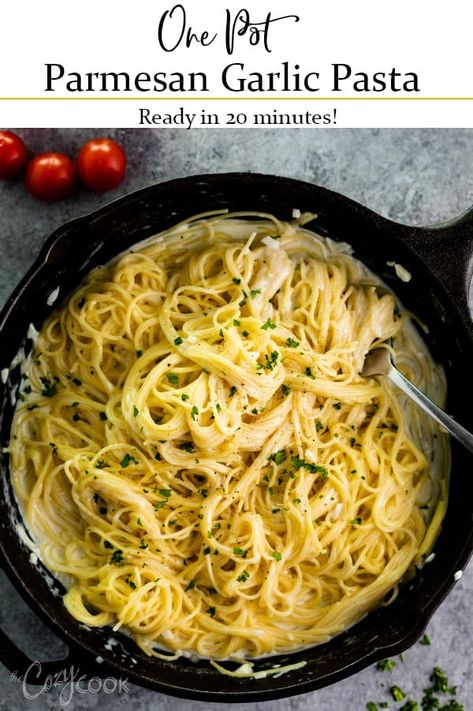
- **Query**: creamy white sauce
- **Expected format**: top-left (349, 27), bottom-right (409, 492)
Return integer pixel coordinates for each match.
top-left (10, 347), bottom-right (25, 370)
top-left (27, 322), bottom-right (40, 343)
top-left (46, 286), bottom-right (60, 306)
top-left (261, 235), bottom-right (281, 249)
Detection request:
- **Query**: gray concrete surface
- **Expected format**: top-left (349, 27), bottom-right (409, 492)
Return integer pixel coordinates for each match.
top-left (0, 128), bottom-right (472, 710)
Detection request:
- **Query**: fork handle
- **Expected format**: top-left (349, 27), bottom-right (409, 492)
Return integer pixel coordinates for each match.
top-left (388, 366), bottom-right (473, 454)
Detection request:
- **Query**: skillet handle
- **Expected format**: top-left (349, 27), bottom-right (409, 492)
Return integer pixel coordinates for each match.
top-left (0, 627), bottom-right (82, 685)
top-left (401, 206), bottom-right (473, 324)
top-left (0, 554), bottom-right (111, 686)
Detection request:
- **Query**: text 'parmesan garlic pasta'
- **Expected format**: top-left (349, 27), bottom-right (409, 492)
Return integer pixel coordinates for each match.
top-left (9, 211), bottom-right (449, 662)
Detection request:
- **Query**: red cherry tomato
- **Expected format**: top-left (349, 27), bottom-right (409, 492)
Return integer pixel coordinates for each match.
top-left (0, 131), bottom-right (28, 179)
top-left (25, 153), bottom-right (76, 202)
top-left (77, 138), bottom-right (126, 192)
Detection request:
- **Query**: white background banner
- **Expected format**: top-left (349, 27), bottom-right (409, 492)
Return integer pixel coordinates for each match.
top-left (1, 0), bottom-right (473, 127)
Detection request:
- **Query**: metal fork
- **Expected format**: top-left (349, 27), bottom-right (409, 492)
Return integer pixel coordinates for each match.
top-left (361, 348), bottom-right (473, 454)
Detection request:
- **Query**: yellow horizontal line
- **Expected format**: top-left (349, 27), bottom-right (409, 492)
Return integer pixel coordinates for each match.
top-left (1, 96), bottom-right (473, 101)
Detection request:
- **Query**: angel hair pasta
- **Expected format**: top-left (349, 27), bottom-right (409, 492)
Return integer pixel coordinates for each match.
top-left (9, 210), bottom-right (449, 661)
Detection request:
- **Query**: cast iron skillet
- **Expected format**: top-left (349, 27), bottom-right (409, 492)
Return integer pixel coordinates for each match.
top-left (0, 173), bottom-right (472, 702)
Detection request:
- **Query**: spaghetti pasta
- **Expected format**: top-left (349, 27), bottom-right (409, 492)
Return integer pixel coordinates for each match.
top-left (9, 211), bottom-right (449, 661)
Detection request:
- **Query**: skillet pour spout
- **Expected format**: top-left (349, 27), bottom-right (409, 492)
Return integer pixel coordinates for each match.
top-left (0, 174), bottom-right (472, 702)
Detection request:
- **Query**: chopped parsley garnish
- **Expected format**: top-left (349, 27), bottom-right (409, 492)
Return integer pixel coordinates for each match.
top-left (136, 350), bottom-right (143, 358)
top-left (390, 686), bottom-right (406, 702)
top-left (206, 606), bottom-right (216, 617)
top-left (185, 579), bottom-right (196, 591)
top-left (233, 319), bottom-right (241, 327)
top-left (127, 579), bottom-right (136, 590)
top-left (250, 289), bottom-right (261, 298)
top-left (198, 487), bottom-right (208, 498)
top-left (290, 457), bottom-right (328, 478)
top-left (229, 386), bottom-right (237, 397)
top-left (139, 539), bottom-right (148, 549)
top-left (315, 421), bottom-right (324, 432)
top-left (376, 659), bottom-right (396, 672)
top-left (133, 406), bottom-right (139, 417)
top-left (233, 547), bottom-right (247, 558)
top-left (159, 489), bottom-right (172, 498)
top-left (174, 336), bottom-right (183, 345)
top-left (272, 551), bottom-right (282, 561)
top-left (203, 546), bottom-right (211, 555)
top-left (257, 350), bottom-right (279, 372)
top-left (232, 277), bottom-right (241, 285)
top-left (181, 393), bottom-right (190, 401)
top-left (286, 337), bottom-right (299, 348)
top-left (110, 549), bottom-right (124, 565)
top-left (268, 450), bottom-right (286, 465)
top-left (180, 442), bottom-right (195, 453)
top-left (242, 330), bottom-right (249, 338)
top-left (99, 411), bottom-right (107, 421)
top-left (305, 367), bottom-right (315, 379)
top-left (237, 570), bottom-right (250, 583)
top-left (40, 377), bottom-right (57, 398)
top-left (261, 318), bottom-right (276, 331)
top-left (333, 401), bottom-right (342, 410)
top-left (154, 501), bottom-right (166, 511)
top-left (120, 453), bottom-right (138, 468)
top-left (71, 401), bottom-right (79, 407)
top-left (351, 517), bottom-right (362, 526)
top-left (49, 442), bottom-right (58, 456)
top-left (72, 377), bottom-right (82, 386)
top-left (367, 657), bottom-right (464, 711)
top-left (72, 412), bottom-right (80, 422)
top-left (430, 666), bottom-right (450, 694)
top-left (281, 384), bottom-right (291, 396)
top-left (166, 372), bottom-right (179, 385)
top-left (420, 633), bottom-right (431, 646)
top-left (191, 405), bottom-right (199, 420)
top-left (215, 403), bottom-right (222, 413)
top-left (293, 498), bottom-right (302, 504)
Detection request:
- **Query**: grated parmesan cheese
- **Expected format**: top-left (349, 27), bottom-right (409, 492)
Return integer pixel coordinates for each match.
top-left (46, 286), bottom-right (60, 306)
